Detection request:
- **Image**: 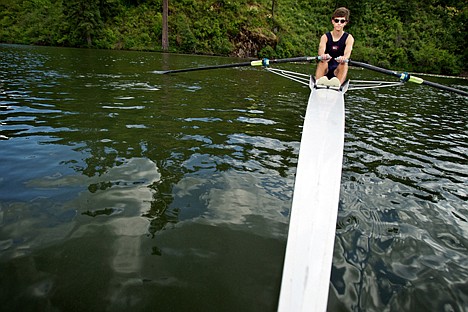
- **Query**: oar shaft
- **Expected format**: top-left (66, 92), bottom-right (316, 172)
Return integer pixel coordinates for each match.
top-left (348, 60), bottom-right (401, 78)
top-left (267, 56), bottom-right (318, 64)
top-left (156, 56), bottom-right (317, 74)
top-left (349, 60), bottom-right (468, 97)
top-left (421, 80), bottom-right (468, 97)
top-left (159, 61), bottom-right (253, 74)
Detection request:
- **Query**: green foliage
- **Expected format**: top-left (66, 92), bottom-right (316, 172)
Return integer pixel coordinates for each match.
top-left (110, 4), bottom-right (162, 50)
top-left (0, 0), bottom-right (64, 45)
top-left (168, 0), bottom-right (247, 55)
top-left (63, 0), bottom-right (103, 47)
top-left (348, 1), bottom-right (466, 74)
top-left (410, 43), bottom-right (461, 74)
top-left (1, 0), bottom-right (467, 74)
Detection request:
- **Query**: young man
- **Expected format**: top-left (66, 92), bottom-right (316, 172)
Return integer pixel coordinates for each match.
top-left (315, 7), bottom-right (354, 86)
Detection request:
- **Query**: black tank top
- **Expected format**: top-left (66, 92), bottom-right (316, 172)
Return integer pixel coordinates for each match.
top-left (325, 32), bottom-right (349, 58)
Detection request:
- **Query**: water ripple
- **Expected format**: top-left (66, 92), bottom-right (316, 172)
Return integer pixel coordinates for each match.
top-left (1, 45), bottom-right (467, 311)
top-left (335, 81), bottom-right (468, 310)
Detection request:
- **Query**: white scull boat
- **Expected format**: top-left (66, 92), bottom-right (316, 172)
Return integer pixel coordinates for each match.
top-left (278, 77), bottom-right (345, 312)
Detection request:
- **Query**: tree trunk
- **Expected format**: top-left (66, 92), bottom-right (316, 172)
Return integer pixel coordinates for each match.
top-left (271, 0), bottom-right (276, 19)
top-left (162, 0), bottom-right (168, 51)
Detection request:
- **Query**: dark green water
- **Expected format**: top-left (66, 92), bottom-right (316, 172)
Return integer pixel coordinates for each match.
top-left (1, 44), bottom-right (467, 311)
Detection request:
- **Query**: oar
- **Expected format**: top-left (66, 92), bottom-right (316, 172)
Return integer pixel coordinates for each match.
top-left (153, 56), bottom-right (318, 74)
top-left (348, 60), bottom-right (468, 97)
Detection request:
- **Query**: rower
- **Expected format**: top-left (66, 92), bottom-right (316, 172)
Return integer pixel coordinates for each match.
top-left (315, 7), bottom-right (355, 86)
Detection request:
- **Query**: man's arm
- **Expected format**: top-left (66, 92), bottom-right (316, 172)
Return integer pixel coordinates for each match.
top-left (343, 34), bottom-right (354, 59)
top-left (318, 34), bottom-right (330, 61)
top-left (336, 34), bottom-right (354, 63)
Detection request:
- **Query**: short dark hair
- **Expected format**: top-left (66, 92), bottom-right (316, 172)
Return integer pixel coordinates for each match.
top-left (332, 7), bottom-right (350, 21)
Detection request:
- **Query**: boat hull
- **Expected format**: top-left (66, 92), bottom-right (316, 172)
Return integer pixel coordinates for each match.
top-left (278, 81), bottom-right (345, 311)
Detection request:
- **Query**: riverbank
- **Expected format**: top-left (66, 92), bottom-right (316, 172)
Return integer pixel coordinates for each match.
top-left (1, 0), bottom-right (466, 75)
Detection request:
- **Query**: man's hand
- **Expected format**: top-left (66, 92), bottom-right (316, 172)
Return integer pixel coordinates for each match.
top-left (319, 54), bottom-right (331, 62)
top-left (335, 56), bottom-right (348, 64)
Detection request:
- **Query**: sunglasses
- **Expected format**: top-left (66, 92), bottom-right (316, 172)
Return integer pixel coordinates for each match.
top-left (333, 18), bottom-right (347, 24)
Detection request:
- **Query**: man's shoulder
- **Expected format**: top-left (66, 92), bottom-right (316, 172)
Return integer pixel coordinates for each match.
top-left (320, 33), bottom-right (329, 42)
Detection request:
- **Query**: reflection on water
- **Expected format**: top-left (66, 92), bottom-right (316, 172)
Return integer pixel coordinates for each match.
top-left (332, 85), bottom-right (468, 311)
top-left (1, 44), bottom-right (468, 311)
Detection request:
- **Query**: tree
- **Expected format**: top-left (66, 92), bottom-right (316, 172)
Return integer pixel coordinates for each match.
top-left (63, 0), bottom-right (102, 46)
top-left (271, 0), bottom-right (276, 19)
top-left (162, 0), bottom-right (168, 51)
